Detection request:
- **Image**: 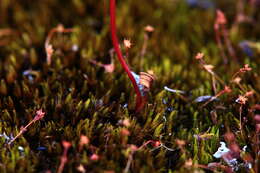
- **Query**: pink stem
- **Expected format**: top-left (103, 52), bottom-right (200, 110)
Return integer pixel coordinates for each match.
top-left (109, 0), bottom-right (143, 111)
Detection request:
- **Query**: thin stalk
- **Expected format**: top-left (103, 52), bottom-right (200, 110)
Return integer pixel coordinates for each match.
top-left (139, 33), bottom-right (149, 69)
top-left (123, 150), bottom-right (134, 173)
top-left (239, 105), bottom-right (244, 139)
top-left (215, 27), bottom-right (228, 64)
top-left (221, 25), bottom-right (237, 62)
top-left (109, 0), bottom-right (142, 111)
top-left (8, 120), bottom-right (35, 145)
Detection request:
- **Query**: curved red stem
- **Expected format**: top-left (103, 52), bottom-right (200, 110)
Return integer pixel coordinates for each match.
top-left (109, 0), bottom-right (143, 111)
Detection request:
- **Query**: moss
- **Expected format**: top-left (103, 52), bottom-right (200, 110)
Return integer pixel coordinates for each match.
top-left (0, 0), bottom-right (260, 172)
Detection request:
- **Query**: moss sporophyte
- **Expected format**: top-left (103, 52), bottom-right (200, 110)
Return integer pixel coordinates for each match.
top-left (8, 109), bottom-right (45, 145)
top-left (2, 0), bottom-right (260, 172)
top-left (110, 0), bottom-right (154, 112)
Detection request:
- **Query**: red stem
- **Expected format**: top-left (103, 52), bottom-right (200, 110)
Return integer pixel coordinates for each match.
top-left (109, 0), bottom-right (143, 111)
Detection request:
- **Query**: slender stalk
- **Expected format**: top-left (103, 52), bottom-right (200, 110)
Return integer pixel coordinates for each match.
top-left (8, 109), bottom-right (45, 145)
top-left (57, 141), bottom-right (71, 173)
top-left (139, 33), bottom-right (149, 69)
top-left (8, 120), bottom-right (35, 145)
top-left (201, 86), bottom-right (231, 108)
top-left (215, 26), bottom-right (227, 64)
top-left (239, 105), bottom-right (244, 139)
top-left (109, 0), bottom-right (142, 111)
top-left (123, 150), bottom-right (134, 173)
top-left (221, 25), bottom-right (237, 62)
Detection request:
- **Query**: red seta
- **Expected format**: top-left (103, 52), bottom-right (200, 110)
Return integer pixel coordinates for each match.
top-left (109, 0), bottom-right (144, 112)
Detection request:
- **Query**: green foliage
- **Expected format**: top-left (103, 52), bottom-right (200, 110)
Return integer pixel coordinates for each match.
top-left (0, 0), bottom-right (259, 172)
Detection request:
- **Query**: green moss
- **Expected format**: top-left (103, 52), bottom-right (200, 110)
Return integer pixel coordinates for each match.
top-left (0, 0), bottom-right (259, 172)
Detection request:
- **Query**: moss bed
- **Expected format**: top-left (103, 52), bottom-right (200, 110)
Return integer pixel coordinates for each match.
top-left (0, 0), bottom-right (260, 172)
